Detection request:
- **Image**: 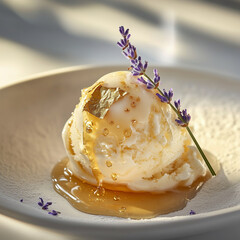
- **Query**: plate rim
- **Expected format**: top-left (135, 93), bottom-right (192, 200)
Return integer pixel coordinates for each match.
top-left (1, 64), bottom-right (240, 91)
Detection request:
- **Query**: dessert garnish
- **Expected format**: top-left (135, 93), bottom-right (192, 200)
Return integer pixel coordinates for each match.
top-left (20, 197), bottom-right (61, 216)
top-left (51, 26), bottom-right (220, 219)
top-left (83, 85), bottom-right (128, 119)
top-left (117, 26), bottom-right (216, 176)
top-left (37, 197), bottom-right (61, 216)
top-left (189, 210), bottom-right (196, 215)
top-left (48, 210), bottom-right (61, 216)
top-left (38, 197), bottom-right (52, 210)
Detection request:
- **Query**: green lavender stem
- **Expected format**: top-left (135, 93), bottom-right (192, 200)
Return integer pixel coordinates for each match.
top-left (144, 73), bottom-right (216, 176)
top-left (186, 127), bottom-right (216, 175)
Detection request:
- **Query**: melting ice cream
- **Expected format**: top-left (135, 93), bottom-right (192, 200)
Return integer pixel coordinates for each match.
top-left (62, 71), bottom-right (208, 192)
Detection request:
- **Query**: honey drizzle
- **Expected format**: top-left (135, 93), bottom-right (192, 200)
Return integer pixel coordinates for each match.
top-left (66, 118), bottom-right (75, 155)
top-left (83, 111), bottom-right (103, 185)
top-left (52, 157), bottom-right (217, 219)
top-left (82, 106), bottom-right (131, 186)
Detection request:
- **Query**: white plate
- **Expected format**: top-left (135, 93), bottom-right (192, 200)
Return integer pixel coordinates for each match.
top-left (0, 66), bottom-right (240, 239)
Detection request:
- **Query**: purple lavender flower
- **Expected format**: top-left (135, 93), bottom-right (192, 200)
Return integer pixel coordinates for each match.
top-left (119, 26), bottom-right (130, 38)
top-left (156, 88), bottom-right (173, 103)
top-left (38, 197), bottom-right (44, 207)
top-left (139, 68), bottom-right (161, 89)
top-left (117, 26), bottom-right (131, 50)
top-left (153, 69), bottom-right (160, 85)
top-left (164, 88), bottom-right (173, 101)
top-left (137, 76), bottom-right (155, 89)
top-left (138, 76), bottom-right (147, 85)
top-left (48, 210), bottom-right (61, 216)
top-left (118, 26), bottom-right (148, 76)
top-left (130, 56), bottom-right (148, 76)
top-left (146, 82), bottom-right (155, 89)
top-left (156, 93), bottom-right (168, 103)
top-left (189, 210), bottom-right (196, 215)
top-left (117, 38), bottom-right (129, 49)
top-left (123, 43), bottom-right (137, 60)
top-left (37, 197), bottom-right (61, 216)
top-left (175, 109), bottom-right (191, 127)
top-left (42, 202), bottom-right (52, 210)
top-left (174, 99), bottom-right (181, 111)
top-left (38, 197), bottom-right (52, 210)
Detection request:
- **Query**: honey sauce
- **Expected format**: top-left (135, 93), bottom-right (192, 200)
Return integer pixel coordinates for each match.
top-left (51, 157), bottom-right (218, 219)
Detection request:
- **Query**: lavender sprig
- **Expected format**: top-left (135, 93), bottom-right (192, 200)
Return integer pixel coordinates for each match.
top-left (117, 26), bottom-right (216, 176)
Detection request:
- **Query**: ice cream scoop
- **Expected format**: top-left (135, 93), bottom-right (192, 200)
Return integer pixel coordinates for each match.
top-left (62, 71), bottom-right (207, 192)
